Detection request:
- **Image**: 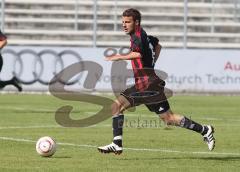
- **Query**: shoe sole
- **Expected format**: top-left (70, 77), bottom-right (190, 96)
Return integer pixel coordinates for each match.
top-left (97, 148), bottom-right (123, 155)
top-left (211, 125), bottom-right (215, 134)
top-left (209, 125), bottom-right (215, 151)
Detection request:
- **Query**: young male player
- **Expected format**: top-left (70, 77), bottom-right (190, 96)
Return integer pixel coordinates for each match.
top-left (0, 29), bottom-right (22, 91)
top-left (98, 8), bottom-right (215, 154)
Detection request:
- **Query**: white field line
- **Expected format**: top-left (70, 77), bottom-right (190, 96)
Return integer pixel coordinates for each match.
top-left (1, 105), bottom-right (240, 122)
top-left (126, 114), bottom-right (240, 122)
top-left (1, 105), bottom-right (239, 122)
top-left (0, 125), bottom-right (112, 130)
top-left (0, 106), bottom-right (55, 111)
top-left (0, 136), bottom-right (240, 156)
top-left (0, 125), bottom-right (61, 129)
top-left (0, 113), bottom-right (239, 130)
top-left (1, 123), bottom-right (240, 130)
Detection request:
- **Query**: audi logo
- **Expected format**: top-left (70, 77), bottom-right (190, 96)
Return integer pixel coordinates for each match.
top-left (1, 49), bottom-right (83, 85)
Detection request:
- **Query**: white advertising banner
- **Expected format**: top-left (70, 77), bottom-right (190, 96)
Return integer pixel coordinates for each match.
top-left (158, 49), bottom-right (240, 93)
top-left (0, 46), bottom-right (239, 93)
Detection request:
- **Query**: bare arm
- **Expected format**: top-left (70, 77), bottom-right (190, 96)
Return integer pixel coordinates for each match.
top-left (0, 39), bottom-right (7, 49)
top-left (154, 44), bottom-right (162, 63)
top-left (105, 51), bottom-right (142, 61)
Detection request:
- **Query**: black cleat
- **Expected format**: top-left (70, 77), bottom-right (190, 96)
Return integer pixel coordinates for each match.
top-left (12, 77), bottom-right (22, 92)
top-left (203, 125), bottom-right (215, 151)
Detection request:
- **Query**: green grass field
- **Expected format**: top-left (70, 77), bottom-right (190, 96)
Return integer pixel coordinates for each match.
top-left (0, 94), bottom-right (240, 172)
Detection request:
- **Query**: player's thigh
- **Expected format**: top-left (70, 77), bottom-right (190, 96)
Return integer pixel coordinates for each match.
top-left (114, 95), bottom-right (131, 112)
top-left (145, 100), bottom-right (170, 115)
top-left (120, 85), bottom-right (137, 107)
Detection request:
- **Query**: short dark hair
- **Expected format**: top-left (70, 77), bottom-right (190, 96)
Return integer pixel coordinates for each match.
top-left (122, 8), bottom-right (141, 25)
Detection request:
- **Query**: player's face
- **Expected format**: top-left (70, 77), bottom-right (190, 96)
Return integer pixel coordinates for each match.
top-left (122, 16), bottom-right (138, 34)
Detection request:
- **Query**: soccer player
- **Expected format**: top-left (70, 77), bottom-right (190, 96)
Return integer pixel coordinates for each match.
top-left (0, 29), bottom-right (22, 92)
top-left (97, 8), bottom-right (215, 154)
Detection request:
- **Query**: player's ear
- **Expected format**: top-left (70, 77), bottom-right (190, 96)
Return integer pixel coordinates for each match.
top-left (135, 20), bottom-right (139, 26)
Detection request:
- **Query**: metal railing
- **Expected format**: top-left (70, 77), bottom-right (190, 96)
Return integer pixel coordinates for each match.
top-left (0, 0), bottom-right (5, 31)
top-left (1, 0), bottom-right (240, 48)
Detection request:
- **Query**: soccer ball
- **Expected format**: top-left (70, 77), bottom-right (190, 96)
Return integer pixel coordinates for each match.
top-left (36, 136), bottom-right (57, 157)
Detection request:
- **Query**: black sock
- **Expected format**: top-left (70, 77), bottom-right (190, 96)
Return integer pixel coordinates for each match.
top-left (180, 116), bottom-right (207, 135)
top-left (112, 114), bottom-right (124, 147)
top-left (0, 80), bottom-right (12, 89)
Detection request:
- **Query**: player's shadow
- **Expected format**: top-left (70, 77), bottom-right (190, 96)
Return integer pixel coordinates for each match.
top-left (189, 156), bottom-right (240, 161)
top-left (51, 156), bottom-right (72, 159)
top-left (121, 156), bottom-right (240, 161)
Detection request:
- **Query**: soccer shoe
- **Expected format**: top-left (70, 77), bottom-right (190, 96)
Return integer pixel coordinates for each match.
top-left (203, 125), bottom-right (215, 151)
top-left (97, 142), bottom-right (123, 155)
top-left (12, 77), bottom-right (22, 92)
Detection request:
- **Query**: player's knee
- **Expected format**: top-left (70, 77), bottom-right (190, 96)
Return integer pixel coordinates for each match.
top-left (160, 112), bottom-right (174, 124)
top-left (111, 102), bottom-right (122, 115)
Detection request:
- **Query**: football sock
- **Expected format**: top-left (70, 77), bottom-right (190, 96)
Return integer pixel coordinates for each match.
top-left (0, 79), bottom-right (22, 92)
top-left (180, 116), bottom-right (208, 135)
top-left (112, 114), bottom-right (124, 147)
top-left (0, 80), bottom-right (12, 89)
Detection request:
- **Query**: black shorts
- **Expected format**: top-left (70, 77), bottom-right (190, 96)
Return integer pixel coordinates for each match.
top-left (0, 53), bottom-right (3, 72)
top-left (120, 80), bottom-right (170, 114)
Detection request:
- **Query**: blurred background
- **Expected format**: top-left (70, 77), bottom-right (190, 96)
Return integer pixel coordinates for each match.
top-left (0, 0), bottom-right (240, 93)
top-left (0, 2), bottom-right (240, 170)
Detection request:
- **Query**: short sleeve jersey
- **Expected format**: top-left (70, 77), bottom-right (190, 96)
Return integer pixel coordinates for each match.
top-left (130, 26), bottom-right (162, 91)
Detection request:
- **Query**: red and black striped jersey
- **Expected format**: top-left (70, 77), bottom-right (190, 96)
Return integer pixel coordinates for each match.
top-left (0, 30), bottom-right (7, 41)
top-left (130, 26), bottom-right (162, 91)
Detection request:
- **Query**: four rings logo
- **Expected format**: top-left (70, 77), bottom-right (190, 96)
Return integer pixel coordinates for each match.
top-left (1, 49), bottom-right (83, 85)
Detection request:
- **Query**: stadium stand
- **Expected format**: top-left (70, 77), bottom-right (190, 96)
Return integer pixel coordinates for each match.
top-left (1, 0), bottom-right (240, 48)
